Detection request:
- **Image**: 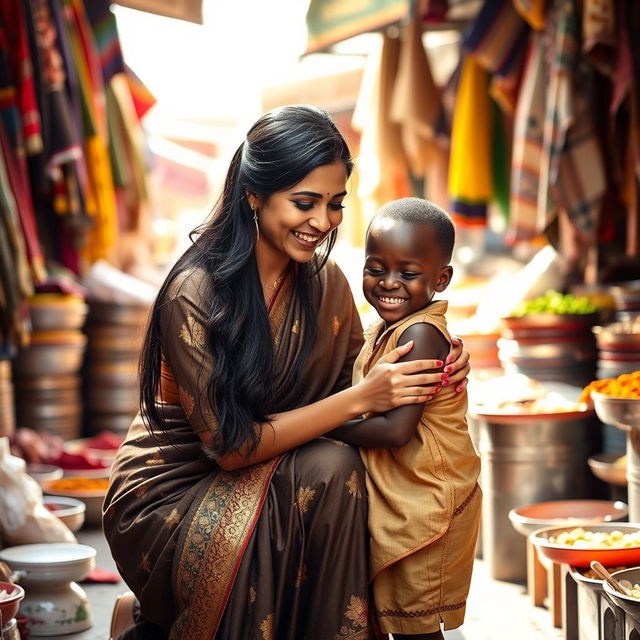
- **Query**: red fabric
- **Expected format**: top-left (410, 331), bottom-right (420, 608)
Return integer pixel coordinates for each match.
top-left (80, 567), bottom-right (121, 583)
top-left (0, 0), bottom-right (42, 154)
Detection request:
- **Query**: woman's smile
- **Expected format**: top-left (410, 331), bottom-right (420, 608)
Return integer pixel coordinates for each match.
top-left (291, 229), bottom-right (323, 249)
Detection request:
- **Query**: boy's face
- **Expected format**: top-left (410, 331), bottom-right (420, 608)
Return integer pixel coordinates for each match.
top-left (363, 218), bottom-right (452, 324)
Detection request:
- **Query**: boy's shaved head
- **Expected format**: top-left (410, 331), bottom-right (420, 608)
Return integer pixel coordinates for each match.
top-left (370, 198), bottom-right (455, 262)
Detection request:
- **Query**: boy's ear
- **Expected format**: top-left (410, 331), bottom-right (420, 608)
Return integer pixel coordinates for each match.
top-left (436, 265), bottom-right (453, 291)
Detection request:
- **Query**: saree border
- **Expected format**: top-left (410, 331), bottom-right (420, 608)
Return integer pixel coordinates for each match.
top-left (170, 456), bottom-right (282, 639)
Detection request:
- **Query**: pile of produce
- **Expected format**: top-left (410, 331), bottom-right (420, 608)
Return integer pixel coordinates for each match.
top-left (581, 371), bottom-right (640, 401)
top-left (509, 290), bottom-right (598, 317)
top-left (548, 527), bottom-right (640, 549)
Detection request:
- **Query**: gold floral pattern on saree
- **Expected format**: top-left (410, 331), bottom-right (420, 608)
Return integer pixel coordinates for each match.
top-left (145, 449), bottom-right (165, 466)
top-left (345, 470), bottom-right (362, 499)
top-left (134, 482), bottom-right (149, 498)
top-left (260, 613), bottom-right (274, 640)
top-left (334, 595), bottom-right (369, 640)
top-left (332, 315), bottom-right (341, 337)
top-left (179, 315), bottom-right (205, 347)
top-left (141, 552), bottom-right (152, 573)
top-left (178, 386), bottom-right (195, 417)
top-left (295, 486), bottom-right (316, 515)
top-left (165, 508), bottom-right (182, 528)
top-left (291, 319), bottom-right (300, 334)
top-left (248, 586), bottom-right (256, 606)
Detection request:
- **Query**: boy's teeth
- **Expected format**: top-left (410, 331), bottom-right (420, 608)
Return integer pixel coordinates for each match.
top-left (293, 231), bottom-right (318, 242)
top-left (380, 296), bottom-right (405, 304)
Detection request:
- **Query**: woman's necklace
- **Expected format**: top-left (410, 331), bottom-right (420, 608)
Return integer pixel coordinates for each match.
top-left (261, 265), bottom-right (289, 311)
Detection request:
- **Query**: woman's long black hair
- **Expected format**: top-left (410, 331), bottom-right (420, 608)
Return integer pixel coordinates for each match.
top-left (139, 105), bottom-right (354, 455)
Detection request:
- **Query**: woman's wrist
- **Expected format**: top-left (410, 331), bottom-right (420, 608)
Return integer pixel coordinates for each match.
top-left (343, 384), bottom-right (367, 419)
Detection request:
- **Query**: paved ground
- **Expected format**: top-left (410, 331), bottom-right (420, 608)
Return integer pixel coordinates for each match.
top-left (68, 527), bottom-right (563, 640)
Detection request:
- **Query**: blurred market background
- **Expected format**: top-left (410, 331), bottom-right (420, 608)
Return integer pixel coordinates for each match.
top-left (2, 0), bottom-right (640, 639)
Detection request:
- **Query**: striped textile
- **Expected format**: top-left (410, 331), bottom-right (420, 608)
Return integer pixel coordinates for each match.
top-left (508, 32), bottom-right (545, 243)
top-left (541, 0), bottom-right (605, 243)
top-left (513, 0), bottom-right (547, 30)
top-left (463, 0), bottom-right (530, 114)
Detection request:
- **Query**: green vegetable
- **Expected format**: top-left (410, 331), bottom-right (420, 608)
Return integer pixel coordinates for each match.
top-left (509, 290), bottom-right (599, 317)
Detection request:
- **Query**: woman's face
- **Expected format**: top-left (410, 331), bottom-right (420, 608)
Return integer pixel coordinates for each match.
top-left (253, 161), bottom-right (348, 264)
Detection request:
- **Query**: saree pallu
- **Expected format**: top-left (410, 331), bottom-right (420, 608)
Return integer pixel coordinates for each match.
top-left (104, 261), bottom-right (376, 639)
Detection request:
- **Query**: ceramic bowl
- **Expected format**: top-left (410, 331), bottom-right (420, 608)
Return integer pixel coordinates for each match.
top-left (509, 499), bottom-right (628, 538)
top-left (530, 523), bottom-right (640, 567)
top-left (42, 496), bottom-right (86, 533)
top-left (0, 581), bottom-right (25, 622)
top-left (26, 464), bottom-right (64, 485)
top-left (41, 479), bottom-right (108, 527)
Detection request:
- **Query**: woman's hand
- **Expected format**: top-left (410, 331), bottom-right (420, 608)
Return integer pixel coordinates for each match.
top-left (355, 341), bottom-right (446, 414)
top-left (442, 337), bottom-right (470, 392)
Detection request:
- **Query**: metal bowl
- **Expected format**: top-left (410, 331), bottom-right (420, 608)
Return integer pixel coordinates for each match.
top-left (29, 302), bottom-right (88, 332)
top-left (509, 500), bottom-right (628, 538)
top-left (588, 453), bottom-right (628, 487)
top-left (87, 302), bottom-right (150, 327)
top-left (530, 523), bottom-right (640, 567)
top-left (592, 392), bottom-right (640, 431)
top-left (604, 567), bottom-right (640, 622)
top-left (12, 342), bottom-right (87, 377)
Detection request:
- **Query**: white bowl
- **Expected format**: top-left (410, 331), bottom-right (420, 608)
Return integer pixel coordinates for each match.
top-left (42, 496), bottom-right (86, 533)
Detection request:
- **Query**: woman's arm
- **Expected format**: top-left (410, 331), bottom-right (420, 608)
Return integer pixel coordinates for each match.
top-left (327, 323), bottom-right (449, 448)
top-left (208, 340), bottom-right (443, 470)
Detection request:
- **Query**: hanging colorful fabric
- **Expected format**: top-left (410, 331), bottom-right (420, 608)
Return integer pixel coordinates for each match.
top-left (447, 55), bottom-right (492, 227)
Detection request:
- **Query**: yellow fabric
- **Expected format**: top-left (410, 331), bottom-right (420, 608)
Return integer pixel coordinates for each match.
top-left (447, 56), bottom-right (493, 204)
top-left (354, 301), bottom-right (481, 633)
top-left (513, 0), bottom-right (546, 30)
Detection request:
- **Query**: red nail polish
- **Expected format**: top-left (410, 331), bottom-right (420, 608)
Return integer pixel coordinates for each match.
top-left (442, 380), bottom-right (449, 386)
top-left (436, 360), bottom-right (443, 367)
top-left (441, 373), bottom-right (449, 380)
top-left (444, 366), bottom-right (452, 373)
top-left (456, 385), bottom-right (463, 393)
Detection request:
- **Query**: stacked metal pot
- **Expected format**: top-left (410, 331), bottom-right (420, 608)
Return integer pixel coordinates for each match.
top-left (12, 294), bottom-right (88, 439)
top-left (84, 302), bottom-right (149, 435)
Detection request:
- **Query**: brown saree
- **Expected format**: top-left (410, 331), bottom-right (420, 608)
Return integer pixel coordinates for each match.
top-left (103, 260), bottom-right (377, 639)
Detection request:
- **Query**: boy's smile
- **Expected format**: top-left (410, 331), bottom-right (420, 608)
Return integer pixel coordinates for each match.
top-left (363, 218), bottom-right (452, 325)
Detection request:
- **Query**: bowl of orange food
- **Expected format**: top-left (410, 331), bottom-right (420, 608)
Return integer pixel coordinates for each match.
top-left (41, 477), bottom-right (109, 527)
top-left (581, 372), bottom-right (640, 430)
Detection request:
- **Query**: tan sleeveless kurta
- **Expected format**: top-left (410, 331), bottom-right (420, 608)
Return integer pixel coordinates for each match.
top-left (354, 301), bottom-right (481, 634)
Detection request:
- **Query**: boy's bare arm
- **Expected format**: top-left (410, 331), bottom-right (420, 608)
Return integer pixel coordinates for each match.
top-left (327, 323), bottom-right (450, 448)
